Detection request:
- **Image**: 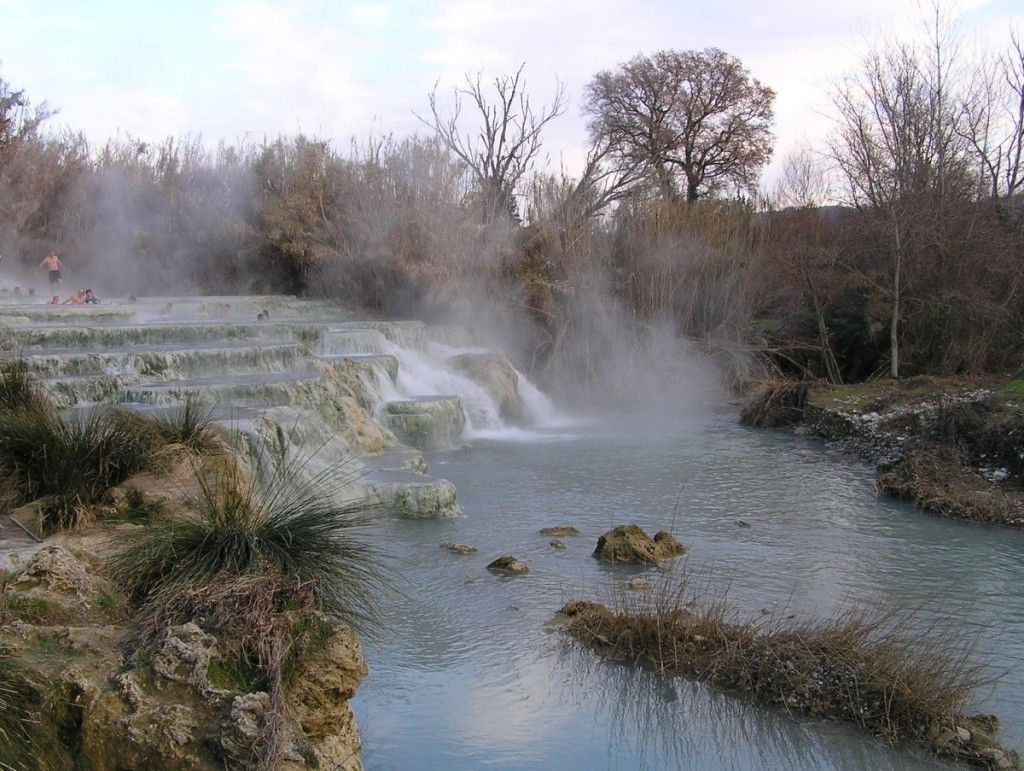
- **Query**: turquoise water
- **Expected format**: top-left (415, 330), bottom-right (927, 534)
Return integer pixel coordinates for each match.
top-left (353, 410), bottom-right (1024, 770)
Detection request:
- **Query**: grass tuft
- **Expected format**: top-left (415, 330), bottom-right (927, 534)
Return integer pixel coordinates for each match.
top-left (0, 408), bottom-right (155, 533)
top-left (110, 456), bottom-right (384, 630)
top-left (0, 360), bottom-right (52, 417)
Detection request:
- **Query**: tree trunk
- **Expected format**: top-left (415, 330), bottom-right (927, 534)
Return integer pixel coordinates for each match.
top-left (686, 178), bottom-right (699, 203)
top-left (890, 219), bottom-right (902, 379)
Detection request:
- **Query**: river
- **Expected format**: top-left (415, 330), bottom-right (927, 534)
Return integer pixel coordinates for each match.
top-left (352, 408), bottom-right (1024, 770)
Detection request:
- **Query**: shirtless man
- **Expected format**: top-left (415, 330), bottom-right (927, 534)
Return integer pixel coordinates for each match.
top-left (39, 251), bottom-right (63, 290)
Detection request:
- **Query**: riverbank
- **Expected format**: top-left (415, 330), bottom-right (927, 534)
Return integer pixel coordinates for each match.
top-left (741, 376), bottom-right (1024, 526)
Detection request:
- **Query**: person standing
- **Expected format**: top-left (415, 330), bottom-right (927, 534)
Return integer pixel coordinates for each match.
top-left (39, 251), bottom-right (63, 291)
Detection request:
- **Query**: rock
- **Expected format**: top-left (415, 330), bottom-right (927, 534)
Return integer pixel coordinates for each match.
top-left (441, 542), bottom-right (477, 555)
top-left (735, 519), bottom-right (752, 528)
top-left (447, 352), bottom-right (523, 422)
top-left (653, 531), bottom-right (686, 557)
top-left (549, 539), bottom-right (567, 550)
top-left (539, 525), bottom-right (580, 537)
top-left (628, 577), bottom-right (652, 591)
top-left (6, 545), bottom-right (96, 603)
top-left (151, 623), bottom-right (219, 698)
top-left (487, 555), bottom-right (529, 575)
top-left (956, 725), bottom-right (972, 743)
top-left (288, 626), bottom-right (368, 741)
top-left (593, 525), bottom-right (687, 564)
top-left (793, 425), bottom-right (812, 437)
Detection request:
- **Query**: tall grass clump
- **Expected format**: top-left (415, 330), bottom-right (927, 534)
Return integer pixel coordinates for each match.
top-left (561, 571), bottom-right (1017, 768)
top-left (0, 407), bottom-right (155, 533)
top-left (110, 452), bottom-right (386, 768)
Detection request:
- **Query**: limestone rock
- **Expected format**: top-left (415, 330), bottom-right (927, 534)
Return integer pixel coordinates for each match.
top-left (151, 623), bottom-right (219, 697)
top-left (539, 525), bottom-right (580, 537)
top-left (593, 525), bottom-right (687, 564)
top-left (289, 625), bottom-right (368, 769)
top-left (487, 555), bottom-right (529, 575)
top-left (5, 545), bottom-right (105, 610)
top-left (441, 542), bottom-right (477, 555)
top-left (628, 577), bottom-right (652, 591)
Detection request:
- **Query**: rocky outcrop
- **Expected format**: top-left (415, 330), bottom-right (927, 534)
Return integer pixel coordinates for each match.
top-left (487, 555), bottom-right (529, 575)
top-left (592, 525), bottom-right (687, 564)
top-left (287, 626), bottom-right (368, 770)
top-left (0, 560), bottom-right (369, 770)
top-left (447, 353), bottom-right (523, 422)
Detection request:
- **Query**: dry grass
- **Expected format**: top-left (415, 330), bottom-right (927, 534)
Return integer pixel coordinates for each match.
top-left (878, 446), bottom-right (1024, 526)
top-left (561, 571), bottom-right (1018, 768)
top-left (0, 647), bottom-right (40, 771)
top-left (739, 378), bottom-right (809, 428)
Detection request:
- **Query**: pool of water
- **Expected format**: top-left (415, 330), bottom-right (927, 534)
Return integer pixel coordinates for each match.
top-left (352, 409), bottom-right (1024, 770)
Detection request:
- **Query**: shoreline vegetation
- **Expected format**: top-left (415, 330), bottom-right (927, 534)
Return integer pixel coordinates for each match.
top-left (740, 375), bottom-right (1024, 527)
top-left (0, 361), bottom-right (381, 769)
top-left (559, 574), bottom-right (1021, 770)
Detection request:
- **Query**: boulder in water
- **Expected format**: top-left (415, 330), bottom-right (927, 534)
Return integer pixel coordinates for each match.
top-left (593, 525), bottom-right (687, 564)
top-left (549, 539), bottom-right (567, 550)
top-left (441, 542), bottom-right (477, 555)
top-left (539, 525), bottom-right (579, 537)
top-left (628, 577), bottom-right (652, 591)
top-left (447, 352), bottom-right (523, 422)
top-left (487, 555), bottom-right (529, 575)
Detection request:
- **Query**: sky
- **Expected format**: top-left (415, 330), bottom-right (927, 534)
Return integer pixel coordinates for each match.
top-left (1, 0), bottom-right (1022, 183)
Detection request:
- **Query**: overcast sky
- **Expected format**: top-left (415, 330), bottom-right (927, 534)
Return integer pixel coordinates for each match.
top-left (2, 0), bottom-right (1021, 184)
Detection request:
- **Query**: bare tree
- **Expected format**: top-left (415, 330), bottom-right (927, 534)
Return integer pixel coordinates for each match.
top-left (417, 64), bottom-right (566, 222)
top-left (583, 48), bottom-right (775, 203)
top-left (830, 12), bottom-right (970, 379)
top-left (959, 31), bottom-right (1024, 199)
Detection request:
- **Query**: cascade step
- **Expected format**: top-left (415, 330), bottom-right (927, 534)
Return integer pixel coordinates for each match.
top-left (121, 371), bottom-right (322, 406)
top-left (2, 321), bottom-right (329, 351)
top-left (381, 396), bottom-right (466, 450)
top-left (11, 343), bottom-right (305, 378)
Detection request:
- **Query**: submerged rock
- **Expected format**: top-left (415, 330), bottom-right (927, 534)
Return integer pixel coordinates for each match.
top-left (734, 519), bottom-right (752, 529)
top-left (441, 542), bottom-right (477, 555)
top-left (539, 525), bottom-right (580, 537)
top-left (628, 577), bottom-right (652, 591)
top-left (549, 539), bottom-right (567, 550)
top-left (487, 555), bottom-right (529, 575)
top-left (593, 525), bottom-right (687, 564)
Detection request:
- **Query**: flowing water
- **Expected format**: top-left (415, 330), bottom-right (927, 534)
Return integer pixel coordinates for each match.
top-left (352, 409), bottom-right (1024, 770)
